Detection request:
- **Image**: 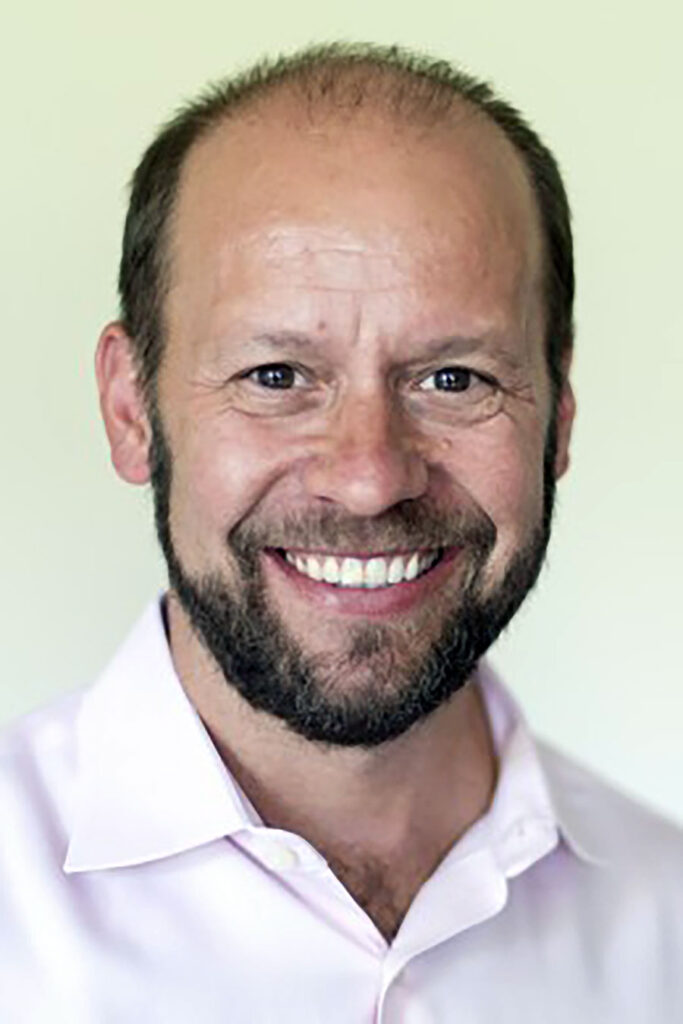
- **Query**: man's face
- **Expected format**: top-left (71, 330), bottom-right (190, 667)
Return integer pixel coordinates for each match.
top-left (138, 105), bottom-right (572, 747)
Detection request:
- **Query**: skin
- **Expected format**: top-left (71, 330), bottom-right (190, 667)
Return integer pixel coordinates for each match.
top-left (96, 99), bottom-right (575, 942)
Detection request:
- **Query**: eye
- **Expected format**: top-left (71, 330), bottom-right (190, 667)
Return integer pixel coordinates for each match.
top-left (242, 363), bottom-right (306, 389)
top-left (417, 366), bottom-right (497, 396)
top-left (425, 367), bottom-right (474, 392)
top-left (413, 365), bottom-right (502, 423)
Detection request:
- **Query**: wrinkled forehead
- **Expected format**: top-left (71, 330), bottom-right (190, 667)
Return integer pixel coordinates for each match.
top-left (166, 102), bottom-right (545, 338)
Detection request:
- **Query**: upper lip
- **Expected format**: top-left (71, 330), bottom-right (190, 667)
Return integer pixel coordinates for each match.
top-left (274, 546), bottom-right (444, 558)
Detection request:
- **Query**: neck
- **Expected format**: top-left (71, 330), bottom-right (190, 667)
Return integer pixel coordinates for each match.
top-left (166, 593), bottom-right (497, 888)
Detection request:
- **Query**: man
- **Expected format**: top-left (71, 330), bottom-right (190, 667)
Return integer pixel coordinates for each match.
top-left (1, 42), bottom-right (681, 1023)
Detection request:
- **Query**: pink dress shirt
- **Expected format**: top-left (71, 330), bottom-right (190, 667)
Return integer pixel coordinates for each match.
top-left (1, 598), bottom-right (681, 1022)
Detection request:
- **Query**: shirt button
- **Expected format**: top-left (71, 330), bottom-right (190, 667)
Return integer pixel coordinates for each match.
top-left (263, 842), bottom-right (300, 871)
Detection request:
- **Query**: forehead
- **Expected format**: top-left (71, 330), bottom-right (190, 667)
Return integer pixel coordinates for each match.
top-left (166, 101), bottom-right (544, 349)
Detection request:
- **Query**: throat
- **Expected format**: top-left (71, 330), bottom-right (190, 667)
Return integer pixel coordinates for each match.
top-left (323, 849), bottom-right (435, 944)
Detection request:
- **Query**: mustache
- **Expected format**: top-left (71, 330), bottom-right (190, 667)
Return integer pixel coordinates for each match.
top-left (229, 501), bottom-right (497, 561)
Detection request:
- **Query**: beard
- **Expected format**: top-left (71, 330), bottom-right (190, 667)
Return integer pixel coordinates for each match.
top-left (148, 402), bottom-right (558, 749)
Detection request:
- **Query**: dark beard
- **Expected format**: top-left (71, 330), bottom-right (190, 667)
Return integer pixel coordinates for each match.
top-left (148, 401), bottom-right (557, 749)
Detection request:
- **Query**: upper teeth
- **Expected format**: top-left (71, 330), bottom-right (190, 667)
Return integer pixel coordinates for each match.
top-left (284, 549), bottom-right (441, 588)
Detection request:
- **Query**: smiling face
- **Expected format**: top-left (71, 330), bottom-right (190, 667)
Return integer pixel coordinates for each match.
top-left (100, 99), bottom-right (574, 747)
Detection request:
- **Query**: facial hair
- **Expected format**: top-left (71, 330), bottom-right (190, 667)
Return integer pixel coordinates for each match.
top-left (148, 401), bottom-right (557, 749)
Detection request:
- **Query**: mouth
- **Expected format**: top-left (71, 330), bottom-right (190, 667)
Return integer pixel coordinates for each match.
top-left (273, 546), bottom-right (445, 587)
top-left (263, 545), bottom-right (461, 618)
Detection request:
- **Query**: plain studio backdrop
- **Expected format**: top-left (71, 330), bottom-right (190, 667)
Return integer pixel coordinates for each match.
top-left (2, 0), bottom-right (681, 823)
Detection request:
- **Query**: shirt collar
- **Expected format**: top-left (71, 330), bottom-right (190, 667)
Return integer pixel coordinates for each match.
top-left (64, 599), bottom-right (257, 873)
top-left (64, 598), bottom-right (606, 874)
top-left (477, 662), bottom-right (607, 868)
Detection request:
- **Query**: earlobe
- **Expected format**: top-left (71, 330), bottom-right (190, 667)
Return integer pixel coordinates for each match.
top-left (95, 323), bottom-right (152, 485)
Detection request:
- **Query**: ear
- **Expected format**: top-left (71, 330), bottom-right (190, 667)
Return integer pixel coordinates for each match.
top-left (553, 347), bottom-right (576, 480)
top-left (95, 322), bottom-right (152, 485)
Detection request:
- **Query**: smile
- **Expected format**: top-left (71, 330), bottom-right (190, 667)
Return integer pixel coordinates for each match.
top-left (278, 548), bottom-right (444, 589)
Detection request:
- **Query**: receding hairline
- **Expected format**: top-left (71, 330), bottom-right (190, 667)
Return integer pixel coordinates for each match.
top-left (167, 83), bottom-right (546, 317)
top-left (175, 63), bottom-right (532, 192)
top-left (118, 43), bottom-right (574, 402)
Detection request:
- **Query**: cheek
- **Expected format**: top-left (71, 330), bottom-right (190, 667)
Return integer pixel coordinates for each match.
top-left (445, 421), bottom-right (546, 554)
top-left (168, 418), bottom-right (288, 561)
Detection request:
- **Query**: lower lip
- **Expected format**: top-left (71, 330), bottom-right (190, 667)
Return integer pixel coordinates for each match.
top-left (263, 547), bottom-right (462, 618)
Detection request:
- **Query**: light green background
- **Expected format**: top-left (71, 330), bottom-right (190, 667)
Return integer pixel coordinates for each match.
top-left (2, 1), bottom-right (681, 822)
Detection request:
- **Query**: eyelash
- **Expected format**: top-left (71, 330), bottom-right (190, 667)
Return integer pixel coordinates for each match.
top-left (241, 364), bottom-right (309, 390)
top-left (240, 363), bottom-right (499, 394)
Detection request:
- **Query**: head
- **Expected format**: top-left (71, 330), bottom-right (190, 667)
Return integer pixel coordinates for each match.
top-left (97, 42), bottom-right (576, 748)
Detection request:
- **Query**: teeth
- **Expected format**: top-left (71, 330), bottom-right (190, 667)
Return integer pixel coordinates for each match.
top-left (322, 556), bottom-right (340, 585)
top-left (304, 554), bottom-right (323, 581)
top-left (404, 552), bottom-right (420, 582)
top-left (387, 554), bottom-right (406, 585)
top-left (284, 549), bottom-right (442, 588)
top-left (340, 558), bottom-right (363, 587)
top-left (365, 556), bottom-right (388, 588)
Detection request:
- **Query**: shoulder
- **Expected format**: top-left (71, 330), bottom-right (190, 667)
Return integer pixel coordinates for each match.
top-left (536, 738), bottom-right (683, 873)
top-left (0, 687), bottom-right (85, 769)
top-left (0, 689), bottom-right (85, 855)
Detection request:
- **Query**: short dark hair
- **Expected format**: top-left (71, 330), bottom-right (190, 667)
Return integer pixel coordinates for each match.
top-left (118, 41), bottom-right (574, 405)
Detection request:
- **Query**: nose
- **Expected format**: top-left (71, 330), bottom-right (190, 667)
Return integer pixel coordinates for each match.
top-left (302, 389), bottom-right (430, 517)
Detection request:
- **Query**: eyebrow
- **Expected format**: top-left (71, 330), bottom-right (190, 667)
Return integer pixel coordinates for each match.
top-left (247, 330), bottom-right (526, 373)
